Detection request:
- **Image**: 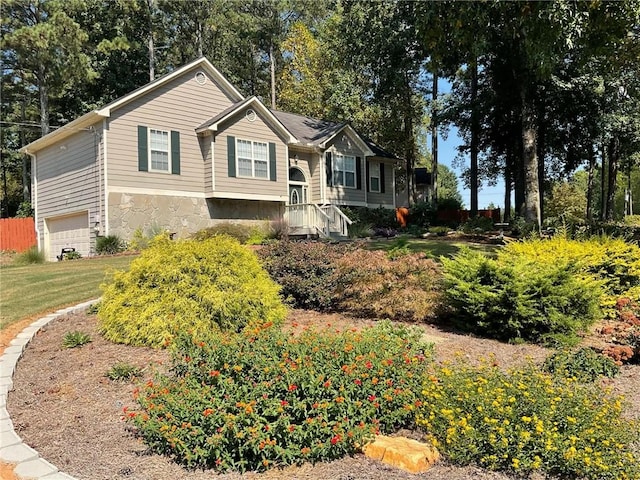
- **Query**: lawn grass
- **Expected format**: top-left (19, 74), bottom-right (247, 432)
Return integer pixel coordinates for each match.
top-left (0, 255), bottom-right (136, 330)
top-left (365, 235), bottom-right (500, 258)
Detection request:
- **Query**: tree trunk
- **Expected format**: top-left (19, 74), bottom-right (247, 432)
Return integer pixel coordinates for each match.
top-left (20, 97), bottom-right (29, 202)
top-left (536, 99), bottom-right (545, 224)
top-left (605, 137), bottom-right (619, 221)
top-left (196, 19), bottom-right (203, 58)
top-left (470, 56), bottom-right (479, 217)
top-left (270, 44), bottom-right (276, 109)
top-left (38, 73), bottom-right (49, 135)
top-left (586, 146), bottom-right (595, 222)
top-left (147, 0), bottom-right (155, 81)
top-left (600, 141), bottom-right (607, 221)
top-left (504, 167), bottom-right (512, 223)
top-left (521, 98), bottom-right (541, 227)
top-left (431, 69), bottom-right (438, 206)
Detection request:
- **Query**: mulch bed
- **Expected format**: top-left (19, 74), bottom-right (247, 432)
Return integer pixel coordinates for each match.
top-left (7, 309), bottom-right (639, 480)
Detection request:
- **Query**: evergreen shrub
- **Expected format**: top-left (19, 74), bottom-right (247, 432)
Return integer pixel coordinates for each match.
top-left (542, 347), bottom-right (620, 382)
top-left (125, 322), bottom-right (432, 472)
top-left (96, 235), bottom-right (125, 255)
top-left (442, 248), bottom-right (602, 343)
top-left (192, 222), bottom-right (271, 244)
top-left (502, 236), bottom-right (640, 316)
top-left (417, 362), bottom-right (639, 480)
top-left (98, 236), bottom-right (286, 347)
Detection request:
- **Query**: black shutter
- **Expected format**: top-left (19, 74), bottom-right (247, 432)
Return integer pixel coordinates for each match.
top-left (325, 151), bottom-right (333, 187)
top-left (380, 163), bottom-right (386, 193)
top-left (366, 161), bottom-right (370, 192)
top-left (227, 136), bottom-right (236, 177)
top-left (356, 156), bottom-right (362, 190)
top-left (170, 131), bottom-right (180, 175)
top-left (137, 126), bottom-right (148, 172)
top-left (269, 142), bottom-right (277, 181)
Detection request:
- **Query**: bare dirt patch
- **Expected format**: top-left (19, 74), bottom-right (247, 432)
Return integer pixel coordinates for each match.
top-left (6, 309), bottom-right (640, 480)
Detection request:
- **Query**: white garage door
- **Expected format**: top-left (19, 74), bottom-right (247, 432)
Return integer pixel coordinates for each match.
top-left (46, 213), bottom-right (90, 261)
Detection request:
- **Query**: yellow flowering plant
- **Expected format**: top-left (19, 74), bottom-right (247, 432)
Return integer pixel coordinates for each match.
top-left (416, 360), bottom-right (639, 479)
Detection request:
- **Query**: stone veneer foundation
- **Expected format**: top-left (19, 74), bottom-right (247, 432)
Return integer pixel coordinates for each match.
top-left (107, 193), bottom-right (283, 240)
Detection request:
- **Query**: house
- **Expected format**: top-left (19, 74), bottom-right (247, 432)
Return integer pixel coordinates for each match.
top-left (21, 57), bottom-right (398, 261)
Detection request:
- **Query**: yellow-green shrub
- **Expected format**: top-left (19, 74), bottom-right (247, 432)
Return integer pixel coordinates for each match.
top-left (501, 236), bottom-right (640, 316)
top-left (417, 361), bottom-right (639, 479)
top-left (98, 236), bottom-right (286, 347)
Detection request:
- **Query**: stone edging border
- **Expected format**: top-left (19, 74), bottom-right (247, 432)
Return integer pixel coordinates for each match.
top-left (0, 299), bottom-right (99, 480)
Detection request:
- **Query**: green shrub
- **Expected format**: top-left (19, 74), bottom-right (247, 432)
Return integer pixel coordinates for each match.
top-left (347, 206), bottom-right (398, 229)
top-left (98, 236), bottom-right (286, 347)
top-left (428, 226), bottom-right (449, 236)
top-left (442, 248), bottom-right (602, 344)
top-left (126, 322), bottom-right (432, 472)
top-left (622, 215), bottom-right (640, 227)
top-left (127, 224), bottom-right (169, 251)
top-left (460, 216), bottom-right (494, 234)
top-left (106, 361), bottom-right (142, 381)
top-left (191, 222), bottom-right (268, 244)
top-left (417, 362), bottom-right (639, 479)
top-left (334, 249), bottom-right (443, 322)
top-left (62, 331), bottom-right (92, 348)
top-left (64, 250), bottom-right (82, 260)
top-left (543, 348), bottom-right (620, 382)
top-left (96, 235), bottom-right (125, 255)
top-left (347, 222), bottom-right (373, 239)
top-left (258, 241), bottom-right (355, 311)
top-left (409, 202), bottom-right (437, 228)
top-left (14, 246), bottom-right (45, 265)
top-left (502, 235), bottom-right (640, 316)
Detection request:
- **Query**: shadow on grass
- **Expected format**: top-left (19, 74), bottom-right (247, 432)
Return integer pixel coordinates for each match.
top-left (365, 235), bottom-right (500, 260)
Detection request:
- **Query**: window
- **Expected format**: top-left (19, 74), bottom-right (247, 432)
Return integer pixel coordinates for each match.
top-left (237, 139), bottom-right (269, 179)
top-left (369, 162), bottom-right (380, 192)
top-left (333, 154), bottom-right (356, 188)
top-left (149, 129), bottom-right (169, 172)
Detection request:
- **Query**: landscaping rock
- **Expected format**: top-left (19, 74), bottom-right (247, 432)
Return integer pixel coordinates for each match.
top-left (363, 435), bottom-right (440, 474)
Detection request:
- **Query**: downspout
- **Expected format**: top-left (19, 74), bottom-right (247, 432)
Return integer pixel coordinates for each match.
top-left (102, 119), bottom-right (109, 235)
top-left (28, 152), bottom-right (40, 251)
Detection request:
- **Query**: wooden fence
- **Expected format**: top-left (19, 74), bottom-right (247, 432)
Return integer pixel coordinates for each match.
top-left (436, 208), bottom-right (501, 224)
top-left (0, 217), bottom-right (37, 252)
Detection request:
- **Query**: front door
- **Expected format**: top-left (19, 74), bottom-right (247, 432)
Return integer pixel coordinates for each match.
top-left (289, 185), bottom-right (302, 204)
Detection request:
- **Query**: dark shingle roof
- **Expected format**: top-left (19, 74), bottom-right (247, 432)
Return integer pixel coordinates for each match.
top-left (270, 110), bottom-right (345, 146)
top-left (271, 109), bottom-right (397, 159)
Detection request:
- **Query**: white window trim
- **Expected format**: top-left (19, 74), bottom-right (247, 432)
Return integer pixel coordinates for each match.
top-left (333, 153), bottom-right (356, 189)
top-left (148, 128), bottom-right (171, 174)
top-left (369, 162), bottom-right (381, 193)
top-left (236, 138), bottom-right (270, 180)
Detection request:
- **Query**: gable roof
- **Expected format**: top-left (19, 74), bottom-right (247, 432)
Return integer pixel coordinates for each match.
top-left (270, 110), bottom-right (345, 146)
top-left (271, 109), bottom-right (397, 159)
top-left (21, 57), bottom-right (244, 155)
top-left (196, 97), bottom-right (298, 144)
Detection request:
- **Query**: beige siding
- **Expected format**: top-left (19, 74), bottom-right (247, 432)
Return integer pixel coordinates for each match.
top-left (35, 126), bottom-right (103, 255)
top-left (325, 131), bottom-right (366, 205)
top-left (107, 68), bottom-right (235, 192)
top-left (309, 153), bottom-right (322, 204)
top-left (213, 109), bottom-right (288, 198)
top-left (366, 158), bottom-right (395, 207)
top-left (201, 134), bottom-right (213, 194)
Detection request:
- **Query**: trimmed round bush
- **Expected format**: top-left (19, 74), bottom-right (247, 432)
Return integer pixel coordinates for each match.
top-left (98, 236), bottom-right (286, 347)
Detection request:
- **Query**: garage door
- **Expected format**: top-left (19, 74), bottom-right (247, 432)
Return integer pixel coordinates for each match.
top-left (45, 213), bottom-right (90, 261)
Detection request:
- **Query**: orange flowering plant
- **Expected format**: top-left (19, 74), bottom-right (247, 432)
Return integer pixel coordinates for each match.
top-left (125, 321), bottom-right (432, 472)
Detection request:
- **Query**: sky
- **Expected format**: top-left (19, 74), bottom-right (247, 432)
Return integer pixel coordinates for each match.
top-left (434, 78), bottom-right (507, 211)
top-left (437, 128), bottom-right (506, 210)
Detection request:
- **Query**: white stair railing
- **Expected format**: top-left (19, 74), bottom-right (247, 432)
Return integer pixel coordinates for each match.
top-left (284, 204), bottom-right (331, 237)
top-left (319, 205), bottom-right (353, 237)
